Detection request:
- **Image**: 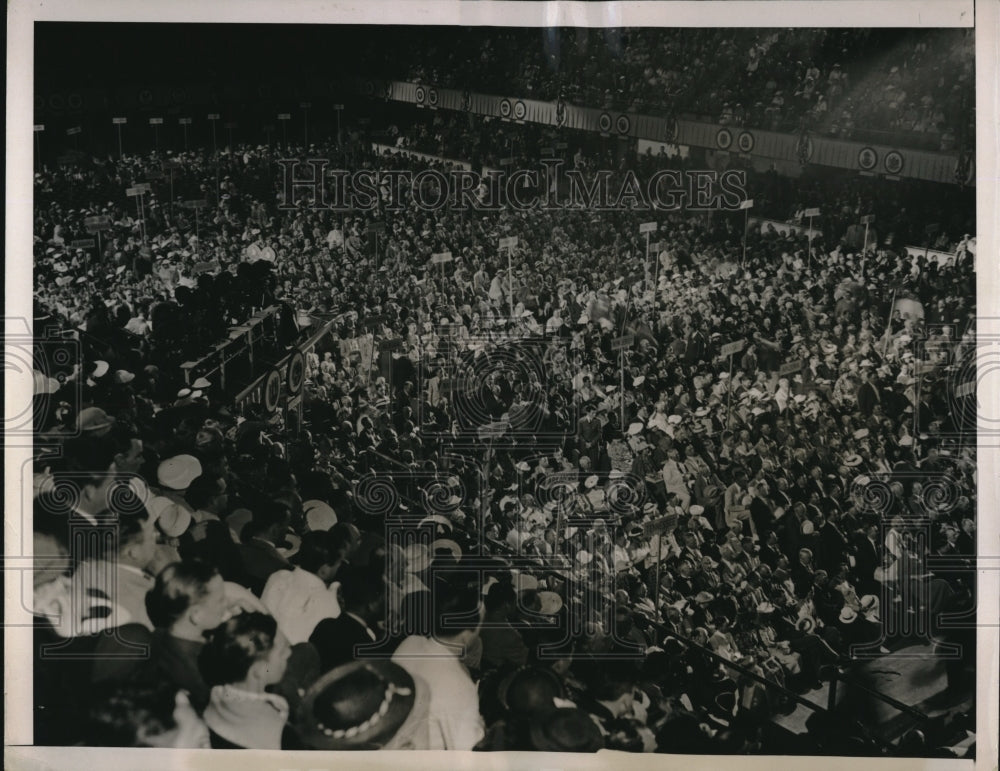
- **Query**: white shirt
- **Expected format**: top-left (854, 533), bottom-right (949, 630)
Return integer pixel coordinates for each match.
top-left (392, 635), bottom-right (485, 750)
top-left (260, 567), bottom-right (341, 645)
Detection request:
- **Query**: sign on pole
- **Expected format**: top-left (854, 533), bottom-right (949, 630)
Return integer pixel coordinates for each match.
top-left (499, 236), bottom-right (519, 250)
top-left (181, 199), bottom-right (209, 210)
top-left (34, 124), bottom-right (45, 132)
top-left (70, 238), bottom-right (97, 249)
top-left (112, 117), bottom-right (127, 125)
top-left (179, 118), bottom-right (192, 125)
top-left (803, 207), bottom-right (821, 218)
top-left (83, 215), bottom-right (112, 232)
top-left (611, 334), bottom-right (635, 351)
top-left (955, 380), bottom-right (976, 398)
top-left (779, 359), bottom-right (804, 376)
top-left (739, 199), bottom-right (754, 210)
top-left (860, 214), bottom-right (876, 225)
top-left (639, 221), bottom-right (658, 234)
top-left (207, 113), bottom-right (220, 120)
top-left (277, 113), bottom-right (291, 120)
top-left (720, 340), bottom-right (745, 357)
top-left (643, 514), bottom-right (678, 537)
top-left (149, 117), bottom-right (163, 125)
top-left (66, 127), bottom-right (82, 136)
top-left (430, 251), bottom-right (453, 264)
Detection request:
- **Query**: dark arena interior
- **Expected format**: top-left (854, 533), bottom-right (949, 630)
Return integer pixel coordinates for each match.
top-left (27, 22), bottom-right (978, 756)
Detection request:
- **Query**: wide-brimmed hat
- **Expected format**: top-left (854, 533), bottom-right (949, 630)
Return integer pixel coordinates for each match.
top-left (536, 590), bottom-right (564, 615)
top-left (403, 543), bottom-right (431, 574)
top-left (77, 406), bottom-right (115, 434)
top-left (157, 454), bottom-right (202, 492)
top-left (839, 606), bottom-right (858, 624)
top-left (498, 665), bottom-right (564, 715)
top-left (303, 499), bottom-right (338, 531)
top-left (431, 538), bottom-right (462, 562)
top-left (527, 707), bottom-right (604, 752)
top-left (296, 661), bottom-right (421, 750)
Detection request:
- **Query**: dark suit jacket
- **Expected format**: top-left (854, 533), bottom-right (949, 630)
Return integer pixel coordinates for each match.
top-left (309, 614), bottom-right (375, 673)
top-left (238, 538), bottom-right (292, 595)
top-left (852, 534), bottom-right (882, 595)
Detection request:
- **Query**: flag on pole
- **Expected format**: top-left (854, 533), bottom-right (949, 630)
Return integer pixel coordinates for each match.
top-left (739, 199), bottom-right (754, 210)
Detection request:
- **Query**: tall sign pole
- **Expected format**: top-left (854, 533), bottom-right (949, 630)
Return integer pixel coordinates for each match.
top-left (720, 339), bottom-right (745, 429)
top-left (499, 236), bottom-right (519, 319)
top-left (739, 198), bottom-right (754, 267)
top-left (300, 102), bottom-right (312, 147)
top-left (112, 117), bottom-right (127, 158)
top-left (640, 221), bottom-right (657, 286)
top-left (277, 113), bottom-right (290, 149)
top-left (179, 117), bottom-right (191, 151)
top-left (208, 114), bottom-right (220, 200)
top-left (149, 117), bottom-right (163, 151)
top-left (803, 207), bottom-right (820, 263)
top-left (33, 124), bottom-right (44, 172)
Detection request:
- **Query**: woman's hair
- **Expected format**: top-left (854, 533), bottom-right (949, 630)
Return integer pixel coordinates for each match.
top-left (145, 559), bottom-right (219, 629)
top-left (198, 612), bottom-right (277, 686)
top-left (86, 679), bottom-right (179, 747)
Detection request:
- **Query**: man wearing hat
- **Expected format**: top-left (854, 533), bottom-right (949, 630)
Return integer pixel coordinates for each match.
top-left (392, 581), bottom-right (485, 750)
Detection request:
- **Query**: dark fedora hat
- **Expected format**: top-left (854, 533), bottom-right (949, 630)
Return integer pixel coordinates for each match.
top-left (296, 661), bottom-right (422, 750)
top-left (528, 707), bottom-right (604, 752)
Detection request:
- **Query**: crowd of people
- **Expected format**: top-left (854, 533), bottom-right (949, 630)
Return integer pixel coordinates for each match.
top-left (29, 107), bottom-right (977, 756)
top-left (388, 27), bottom-right (974, 149)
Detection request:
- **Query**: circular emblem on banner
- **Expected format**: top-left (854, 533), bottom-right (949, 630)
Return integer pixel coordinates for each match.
top-left (599, 113), bottom-right (613, 133)
top-left (716, 128), bottom-right (733, 150)
top-left (264, 370), bottom-right (282, 414)
top-left (48, 94), bottom-right (66, 113)
top-left (884, 150), bottom-right (904, 175)
top-left (171, 88), bottom-right (188, 105)
top-left (616, 115), bottom-right (631, 135)
top-left (737, 131), bottom-right (755, 153)
top-left (428, 88), bottom-right (439, 107)
top-left (461, 90), bottom-right (472, 112)
top-left (499, 99), bottom-right (512, 119)
top-left (362, 80), bottom-right (376, 96)
top-left (858, 146), bottom-right (878, 171)
top-left (415, 86), bottom-right (426, 105)
top-left (513, 100), bottom-right (527, 120)
top-left (286, 351), bottom-right (305, 395)
top-left (68, 93), bottom-right (83, 110)
top-left (555, 100), bottom-right (566, 127)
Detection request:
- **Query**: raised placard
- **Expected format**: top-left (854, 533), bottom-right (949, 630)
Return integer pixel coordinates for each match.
top-left (720, 340), bottom-right (745, 357)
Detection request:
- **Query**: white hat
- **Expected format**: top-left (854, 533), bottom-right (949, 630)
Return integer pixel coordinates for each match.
top-left (898, 435), bottom-right (914, 447)
top-left (853, 428), bottom-right (870, 440)
top-left (536, 591), bottom-right (563, 615)
top-left (667, 414), bottom-right (682, 425)
top-left (584, 475), bottom-right (599, 489)
top-left (403, 543), bottom-right (431, 574)
top-left (114, 369), bottom-right (135, 385)
top-left (512, 571), bottom-right (539, 593)
top-left (192, 376), bottom-right (212, 389)
top-left (839, 606), bottom-right (858, 624)
top-left (431, 538), bottom-right (462, 562)
top-left (303, 499), bottom-right (338, 531)
top-left (689, 505), bottom-right (705, 516)
top-left (627, 422), bottom-right (644, 435)
top-left (516, 461), bottom-right (531, 472)
top-left (146, 495), bottom-right (192, 538)
top-left (157, 455), bottom-right (202, 491)
top-left (92, 360), bottom-right (110, 378)
top-left (633, 376), bottom-right (646, 387)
